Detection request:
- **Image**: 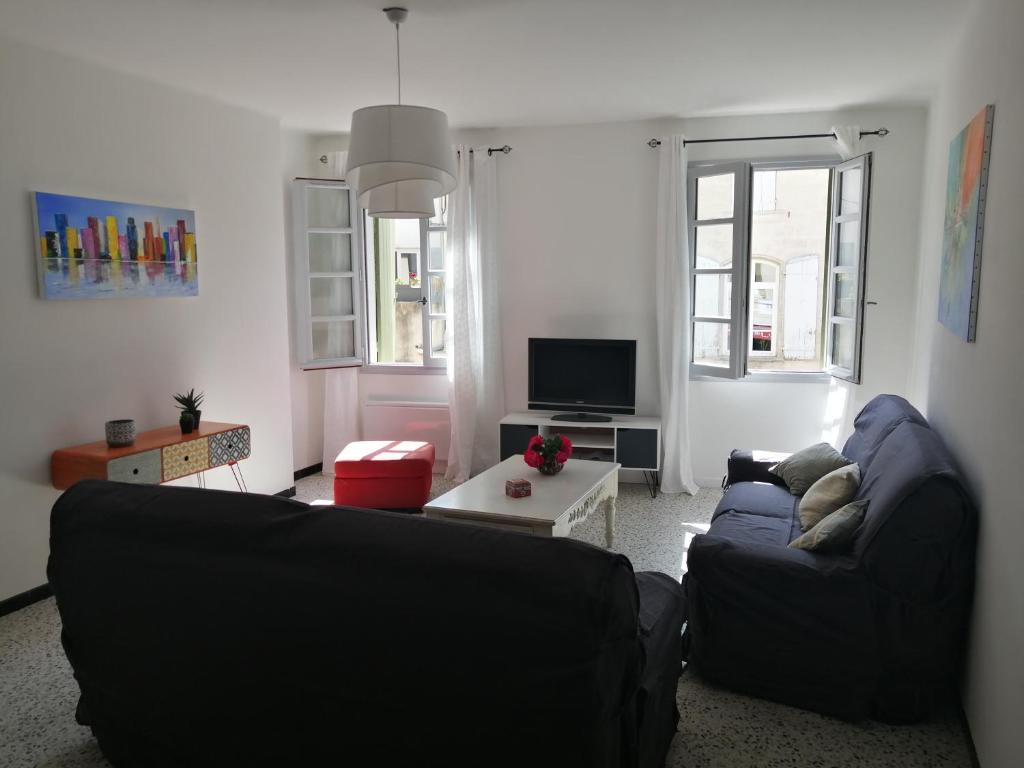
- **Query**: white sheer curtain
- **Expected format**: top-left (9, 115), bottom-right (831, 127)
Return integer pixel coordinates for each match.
top-left (445, 147), bottom-right (505, 482)
top-left (655, 135), bottom-right (698, 495)
top-left (831, 126), bottom-right (862, 160)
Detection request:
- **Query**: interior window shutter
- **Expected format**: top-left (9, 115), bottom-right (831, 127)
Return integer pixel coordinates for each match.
top-left (824, 153), bottom-right (871, 383)
top-left (291, 179), bottom-right (365, 369)
top-left (688, 161), bottom-right (749, 379)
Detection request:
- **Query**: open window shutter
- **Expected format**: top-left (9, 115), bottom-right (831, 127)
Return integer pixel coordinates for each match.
top-left (291, 179), bottom-right (365, 369)
top-left (688, 162), bottom-right (749, 379)
top-left (824, 153), bottom-right (871, 383)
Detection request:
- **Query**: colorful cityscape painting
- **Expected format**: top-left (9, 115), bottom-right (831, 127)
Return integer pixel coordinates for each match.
top-left (34, 192), bottom-right (198, 300)
top-left (938, 105), bottom-right (993, 341)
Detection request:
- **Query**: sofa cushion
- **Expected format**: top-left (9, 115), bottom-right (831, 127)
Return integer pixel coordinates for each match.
top-left (713, 481), bottom-right (799, 523)
top-left (790, 499), bottom-right (868, 553)
top-left (334, 440), bottom-right (435, 479)
top-left (770, 442), bottom-right (852, 496)
top-left (707, 509), bottom-right (794, 548)
top-left (798, 463), bottom-right (861, 531)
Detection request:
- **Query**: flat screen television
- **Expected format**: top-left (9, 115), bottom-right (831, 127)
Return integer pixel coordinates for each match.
top-left (528, 338), bottom-right (636, 421)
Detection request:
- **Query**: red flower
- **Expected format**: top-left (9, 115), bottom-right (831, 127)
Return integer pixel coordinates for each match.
top-left (527, 435), bottom-right (544, 452)
top-left (560, 436), bottom-right (573, 456)
top-left (524, 449), bottom-right (542, 468)
top-left (555, 450), bottom-right (569, 464)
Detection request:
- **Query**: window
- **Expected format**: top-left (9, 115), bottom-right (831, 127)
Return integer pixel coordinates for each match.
top-left (688, 155), bottom-right (871, 382)
top-left (291, 179), bottom-right (364, 369)
top-left (363, 197), bottom-right (449, 368)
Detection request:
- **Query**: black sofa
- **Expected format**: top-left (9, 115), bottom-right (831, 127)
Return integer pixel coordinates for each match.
top-left (683, 395), bottom-right (976, 722)
top-left (49, 480), bottom-right (685, 768)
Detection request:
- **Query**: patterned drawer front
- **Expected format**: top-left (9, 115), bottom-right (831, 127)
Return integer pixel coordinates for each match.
top-left (209, 427), bottom-right (250, 467)
top-left (162, 439), bottom-right (210, 481)
top-left (107, 450), bottom-right (162, 484)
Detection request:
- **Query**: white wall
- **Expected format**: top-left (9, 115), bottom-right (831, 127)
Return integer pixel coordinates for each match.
top-left (909, 0), bottom-right (1024, 764)
top-left (0, 37), bottom-right (295, 601)
top-left (305, 108), bottom-right (927, 485)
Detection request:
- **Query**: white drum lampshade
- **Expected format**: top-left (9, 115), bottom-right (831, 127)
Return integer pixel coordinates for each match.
top-left (363, 179), bottom-right (437, 219)
top-left (345, 105), bottom-right (456, 218)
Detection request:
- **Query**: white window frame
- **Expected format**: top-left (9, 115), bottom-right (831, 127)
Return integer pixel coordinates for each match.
top-left (825, 154), bottom-right (872, 384)
top-left (420, 213), bottom-right (448, 368)
top-left (688, 161), bottom-right (749, 379)
top-left (361, 205), bottom-right (449, 372)
top-left (291, 178), bottom-right (365, 370)
top-left (687, 155), bottom-right (871, 382)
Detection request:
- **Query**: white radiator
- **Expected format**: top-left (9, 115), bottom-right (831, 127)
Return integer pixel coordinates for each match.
top-left (362, 399), bottom-right (450, 469)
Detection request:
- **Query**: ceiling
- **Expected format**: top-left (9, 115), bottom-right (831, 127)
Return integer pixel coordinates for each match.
top-left (0, 0), bottom-right (969, 131)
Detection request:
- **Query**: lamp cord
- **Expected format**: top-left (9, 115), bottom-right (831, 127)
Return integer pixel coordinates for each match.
top-left (395, 22), bottom-right (401, 104)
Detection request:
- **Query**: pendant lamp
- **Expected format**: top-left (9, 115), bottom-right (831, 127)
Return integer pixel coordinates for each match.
top-left (346, 7), bottom-right (456, 219)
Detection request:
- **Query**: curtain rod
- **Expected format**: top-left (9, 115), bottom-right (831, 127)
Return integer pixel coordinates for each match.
top-left (319, 145), bottom-right (512, 164)
top-left (645, 128), bottom-right (889, 148)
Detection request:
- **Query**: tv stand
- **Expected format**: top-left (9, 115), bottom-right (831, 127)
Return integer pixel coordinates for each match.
top-left (551, 412), bottom-right (613, 423)
top-left (499, 412), bottom-right (661, 497)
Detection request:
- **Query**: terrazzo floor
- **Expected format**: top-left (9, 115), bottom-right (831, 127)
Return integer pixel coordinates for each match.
top-left (0, 475), bottom-right (974, 767)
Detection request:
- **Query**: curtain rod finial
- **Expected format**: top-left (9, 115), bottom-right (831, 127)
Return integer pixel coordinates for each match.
top-left (647, 138), bottom-right (662, 148)
top-left (877, 127), bottom-right (890, 137)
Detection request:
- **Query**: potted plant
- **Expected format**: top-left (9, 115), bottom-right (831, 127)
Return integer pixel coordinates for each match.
top-left (179, 411), bottom-right (195, 435)
top-left (524, 434), bottom-right (573, 475)
top-left (173, 389), bottom-right (204, 430)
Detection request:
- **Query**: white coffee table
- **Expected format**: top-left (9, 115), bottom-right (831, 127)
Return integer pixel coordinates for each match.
top-left (423, 456), bottom-right (620, 547)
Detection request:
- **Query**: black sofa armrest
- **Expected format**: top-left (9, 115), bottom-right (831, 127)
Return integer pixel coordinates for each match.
top-left (684, 534), bottom-right (877, 718)
top-left (724, 449), bottom-right (790, 488)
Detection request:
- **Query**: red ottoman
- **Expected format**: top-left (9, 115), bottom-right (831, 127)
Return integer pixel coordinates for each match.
top-left (333, 440), bottom-right (435, 509)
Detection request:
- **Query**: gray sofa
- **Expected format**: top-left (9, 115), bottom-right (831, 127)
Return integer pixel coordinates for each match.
top-left (683, 395), bottom-right (977, 722)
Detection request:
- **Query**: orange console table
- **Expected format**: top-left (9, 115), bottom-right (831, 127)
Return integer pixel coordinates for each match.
top-left (52, 422), bottom-right (251, 490)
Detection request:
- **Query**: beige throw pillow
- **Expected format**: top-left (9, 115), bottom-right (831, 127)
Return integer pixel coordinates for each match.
top-left (790, 500), bottom-right (869, 553)
top-left (798, 463), bottom-right (861, 531)
top-left (770, 443), bottom-right (852, 496)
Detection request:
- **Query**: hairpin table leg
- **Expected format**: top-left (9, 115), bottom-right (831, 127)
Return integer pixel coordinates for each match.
top-left (228, 461), bottom-right (248, 493)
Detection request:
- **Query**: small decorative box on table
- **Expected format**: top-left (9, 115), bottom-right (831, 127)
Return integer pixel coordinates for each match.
top-left (505, 478), bottom-right (532, 498)
top-left (51, 422), bottom-right (250, 491)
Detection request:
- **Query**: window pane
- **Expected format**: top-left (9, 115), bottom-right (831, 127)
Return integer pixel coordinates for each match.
top-left (694, 273), bottom-right (731, 319)
top-left (306, 186), bottom-right (350, 229)
top-left (837, 221), bottom-right (859, 266)
top-left (831, 322), bottom-right (855, 371)
top-left (753, 171), bottom-right (777, 213)
top-left (393, 301), bottom-right (424, 364)
top-left (308, 232), bottom-right (351, 273)
top-left (428, 230), bottom-right (445, 270)
top-left (694, 224), bottom-right (733, 268)
top-left (748, 168), bottom-right (830, 372)
top-left (840, 168), bottom-right (862, 215)
top-left (312, 319), bottom-right (355, 360)
top-left (429, 274), bottom-right (445, 314)
top-left (834, 272), bottom-right (857, 318)
top-left (430, 318), bottom-right (447, 357)
top-left (395, 250), bottom-right (420, 289)
top-left (692, 321), bottom-right (730, 368)
top-left (430, 196), bottom-right (448, 227)
top-left (750, 286), bottom-right (776, 352)
top-left (696, 174), bottom-right (734, 220)
top-left (309, 276), bottom-right (353, 317)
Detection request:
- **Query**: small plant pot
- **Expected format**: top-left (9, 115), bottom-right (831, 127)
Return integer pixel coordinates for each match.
top-left (538, 461), bottom-right (564, 476)
top-left (105, 419), bottom-right (136, 447)
top-left (179, 413), bottom-right (195, 435)
top-left (190, 410), bottom-right (201, 429)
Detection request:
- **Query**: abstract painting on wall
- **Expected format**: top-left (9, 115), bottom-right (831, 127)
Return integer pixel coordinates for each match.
top-left (938, 104), bottom-right (994, 341)
top-left (34, 192), bottom-right (198, 300)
